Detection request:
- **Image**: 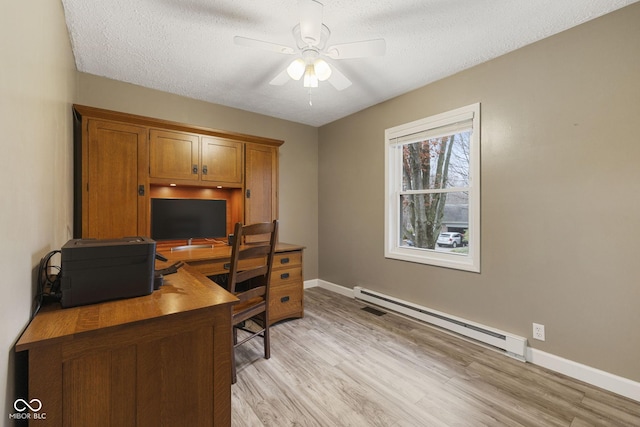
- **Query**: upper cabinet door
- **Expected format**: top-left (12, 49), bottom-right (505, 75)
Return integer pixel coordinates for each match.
top-left (149, 129), bottom-right (199, 180)
top-left (245, 143), bottom-right (278, 226)
top-left (85, 120), bottom-right (148, 239)
top-left (201, 137), bottom-right (243, 184)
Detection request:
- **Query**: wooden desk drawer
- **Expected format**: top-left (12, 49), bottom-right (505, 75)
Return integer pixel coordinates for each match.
top-left (273, 252), bottom-right (302, 268)
top-left (271, 266), bottom-right (302, 287)
top-left (188, 258), bottom-right (229, 276)
top-left (188, 257), bottom-right (263, 277)
top-left (270, 283), bottom-right (303, 324)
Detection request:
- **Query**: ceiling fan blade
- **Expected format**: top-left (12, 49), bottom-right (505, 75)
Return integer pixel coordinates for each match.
top-left (269, 69), bottom-right (291, 86)
top-left (234, 36), bottom-right (295, 55)
top-left (298, 0), bottom-right (323, 46)
top-left (327, 64), bottom-right (351, 91)
top-left (326, 39), bottom-right (386, 59)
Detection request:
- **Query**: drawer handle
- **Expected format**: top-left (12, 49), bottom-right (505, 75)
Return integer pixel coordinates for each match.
top-left (223, 263), bottom-right (230, 270)
top-left (280, 257), bottom-right (290, 264)
top-left (280, 296), bottom-right (290, 303)
top-left (280, 273), bottom-right (290, 280)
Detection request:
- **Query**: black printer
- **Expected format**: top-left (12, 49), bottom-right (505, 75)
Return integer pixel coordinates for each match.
top-left (60, 237), bottom-right (156, 308)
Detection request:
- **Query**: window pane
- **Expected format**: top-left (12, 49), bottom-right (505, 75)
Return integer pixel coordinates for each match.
top-left (401, 131), bottom-right (471, 191)
top-left (400, 191), bottom-right (469, 253)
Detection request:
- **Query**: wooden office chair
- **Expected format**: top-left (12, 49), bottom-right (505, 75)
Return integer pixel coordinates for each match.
top-left (228, 220), bottom-right (278, 384)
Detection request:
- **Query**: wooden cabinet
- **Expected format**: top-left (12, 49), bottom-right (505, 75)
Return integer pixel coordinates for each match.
top-left (15, 266), bottom-right (237, 427)
top-left (73, 105), bottom-right (282, 239)
top-left (80, 119), bottom-right (149, 239)
top-left (149, 129), bottom-right (199, 181)
top-left (149, 130), bottom-right (243, 186)
top-left (202, 136), bottom-right (243, 184)
top-left (245, 143), bottom-right (278, 231)
top-left (269, 248), bottom-right (304, 325)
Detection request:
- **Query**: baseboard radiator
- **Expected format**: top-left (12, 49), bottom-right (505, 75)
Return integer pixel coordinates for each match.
top-left (353, 286), bottom-right (527, 361)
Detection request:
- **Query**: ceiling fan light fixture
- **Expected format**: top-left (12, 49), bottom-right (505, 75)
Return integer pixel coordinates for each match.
top-left (303, 64), bottom-right (318, 88)
top-left (314, 59), bottom-right (331, 81)
top-left (287, 58), bottom-right (306, 80)
top-left (235, 0), bottom-right (379, 93)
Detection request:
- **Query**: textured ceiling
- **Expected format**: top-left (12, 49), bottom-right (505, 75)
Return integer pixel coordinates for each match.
top-left (61, 0), bottom-right (637, 127)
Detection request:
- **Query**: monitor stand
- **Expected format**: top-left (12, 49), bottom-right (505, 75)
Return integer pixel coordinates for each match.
top-left (170, 238), bottom-right (214, 252)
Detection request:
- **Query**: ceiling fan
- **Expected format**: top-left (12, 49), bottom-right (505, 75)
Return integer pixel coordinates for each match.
top-left (234, 0), bottom-right (386, 91)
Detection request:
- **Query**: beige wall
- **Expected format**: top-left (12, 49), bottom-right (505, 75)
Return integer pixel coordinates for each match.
top-left (318, 3), bottom-right (640, 382)
top-left (0, 0), bottom-right (77, 422)
top-left (76, 73), bottom-right (320, 279)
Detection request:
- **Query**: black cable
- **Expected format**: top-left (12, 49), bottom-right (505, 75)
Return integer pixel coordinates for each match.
top-left (31, 250), bottom-right (61, 319)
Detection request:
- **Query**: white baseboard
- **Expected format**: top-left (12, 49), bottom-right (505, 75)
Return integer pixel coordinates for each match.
top-left (303, 279), bottom-right (319, 289)
top-left (313, 279), bottom-right (353, 297)
top-left (310, 279), bottom-right (640, 403)
top-left (528, 348), bottom-right (640, 402)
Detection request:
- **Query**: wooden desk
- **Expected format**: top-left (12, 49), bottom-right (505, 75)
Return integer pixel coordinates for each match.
top-left (15, 266), bottom-right (238, 427)
top-left (160, 242), bottom-right (305, 325)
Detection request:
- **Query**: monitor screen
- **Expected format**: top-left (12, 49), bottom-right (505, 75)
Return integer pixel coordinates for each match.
top-left (151, 198), bottom-right (227, 240)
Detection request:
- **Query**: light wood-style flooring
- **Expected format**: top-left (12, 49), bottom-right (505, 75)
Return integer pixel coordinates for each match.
top-left (232, 287), bottom-right (640, 426)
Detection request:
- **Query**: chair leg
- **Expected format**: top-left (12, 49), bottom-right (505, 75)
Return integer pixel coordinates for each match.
top-left (264, 315), bottom-right (270, 360)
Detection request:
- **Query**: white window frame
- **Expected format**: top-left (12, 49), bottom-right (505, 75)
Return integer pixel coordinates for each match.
top-left (384, 103), bottom-right (480, 272)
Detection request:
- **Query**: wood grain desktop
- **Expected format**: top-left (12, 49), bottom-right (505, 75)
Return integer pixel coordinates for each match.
top-left (16, 266), bottom-right (238, 427)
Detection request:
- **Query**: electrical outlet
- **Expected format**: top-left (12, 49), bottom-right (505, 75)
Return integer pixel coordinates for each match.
top-left (533, 323), bottom-right (545, 341)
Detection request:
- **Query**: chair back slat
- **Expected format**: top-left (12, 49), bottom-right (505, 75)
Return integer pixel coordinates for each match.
top-left (236, 244), bottom-right (272, 261)
top-left (235, 266), bottom-right (269, 285)
top-left (236, 286), bottom-right (267, 303)
top-left (241, 222), bottom-right (275, 236)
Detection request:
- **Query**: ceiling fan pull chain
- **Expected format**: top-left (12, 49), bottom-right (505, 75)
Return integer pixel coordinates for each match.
top-left (308, 90), bottom-right (313, 107)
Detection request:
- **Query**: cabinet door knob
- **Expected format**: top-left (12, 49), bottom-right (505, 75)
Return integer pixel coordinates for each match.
top-left (192, 164), bottom-right (198, 174)
top-left (138, 185), bottom-right (145, 196)
top-left (202, 165), bottom-right (208, 175)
